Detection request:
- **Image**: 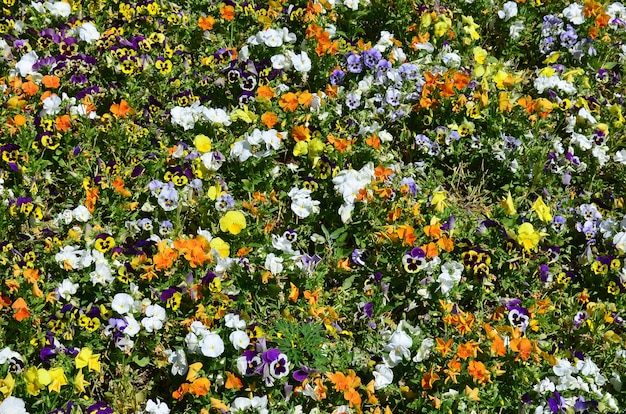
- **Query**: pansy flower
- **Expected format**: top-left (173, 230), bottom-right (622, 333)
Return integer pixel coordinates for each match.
top-left (402, 247), bottom-right (426, 273)
top-left (94, 233), bottom-right (115, 253)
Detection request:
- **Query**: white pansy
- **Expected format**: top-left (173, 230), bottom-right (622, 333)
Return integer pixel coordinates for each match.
top-left (145, 398), bottom-right (170, 414)
top-left (45, 1), bottom-right (71, 17)
top-left (373, 364), bottom-right (393, 389)
top-left (613, 231), bottom-right (626, 253)
top-left (383, 330), bottom-right (412, 367)
top-left (170, 106), bottom-right (195, 130)
top-left (166, 348), bottom-right (188, 376)
top-left (288, 187), bottom-right (320, 218)
top-left (265, 253), bottom-right (284, 274)
top-left (41, 94), bottom-right (62, 116)
top-left (57, 278), bottom-right (78, 300)
top-left (413, 337), bottom-right (434, 362)
top-left (271, 54), bottom-right (289, 70)
top-left (615, 149), bottom-right (626, 164)
top-left (14, 51), bottom-right (38, 77)
top-left (437, 260), bottom-right (464, 294)
top-left (0, 396), bottom-right (29, 414)
top-left (77, 22), bottom-right (100, 43)
top-left (124, 314), bottom-right (141, 337)
top-left (498, 1), bottom-right (518, 21)
top-left (344, 0), bottom-right (359, 11)
top-left (553, 358), bottom-right (576, 377)
top-left (200, 332), bottom-right (225, 357)
top-left (229, 330), bottom-right (250, 350)
top-left (111, 293), bottom-right (136, 315)
top-left (72, 205), bottom-right (91, 222)
top-left (290, 51), bottom-right (312, 72)
top-left (225, 313), bottom-right (247, 329)
top-left (563, 3), bottom-right (585, 25)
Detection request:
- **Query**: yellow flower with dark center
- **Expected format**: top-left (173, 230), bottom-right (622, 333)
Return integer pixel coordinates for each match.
top-left (94, 235), bottom-right (115, 253)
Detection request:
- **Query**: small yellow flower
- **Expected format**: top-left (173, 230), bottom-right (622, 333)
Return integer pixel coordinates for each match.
top-left (194, 134), bottom-right (212, 153)
top-left (531, 196), bottom-right (552, 223)
top-left (501, 191), bottom-right (516, 216)
top-left (219, 211), bottom-right (247, 235)
top-left (75, 347), bottom-right (101, 373)
top-left (430, 190), bottom-right (447, 213)
top-left (0, 372), bottom-right (15, 397)
top-left (210, 237), bottom-right (230, 258)
top-left (74, 369), bottom-right (90, 394)
top-left (516, 222), bottom-right (546, 251)
top-left (24, 367), bottom-right (52, 396)
top-left (48, 367), bottom-right (68, 393)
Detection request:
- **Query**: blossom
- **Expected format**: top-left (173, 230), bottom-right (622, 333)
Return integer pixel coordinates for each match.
top-left (563, 3), bottom-right (585, 25)
top-left (57, 279), bottom-right (78, 300)
top-left (77, 22), bottom-right (100, 43)
top-left (437, 261), bottom-right (463, 294)
top-left (289, 51), bottom-right (312, 72)
top-left (200, 333), bottom-right (225, 358)
top-left (498, 1), bottom-right (518, 21)
top-left (111, 293), bottom-right (135, 315)
top-left (0, 396), bottom-right (28, 414)
top-left (220, 211), bottom-right (247, 234)
top-left (45, 1), bottom-right (72, 17)
top-left (145, 398), bottom-right (170, 414)
top-left (288, 187), bottom-right (320, 218)
top-left (383, 330), bottom-right (412, 367)
top-left (166, 349), bottom-right (188, 376)
top-left (75, 348), bottom-right (101, 373)
top-left (264, 253), bottom-right (284, 274)
top-left (229, 330), bottom-right (250, 350)
top-left (194, 134), bottom-right (212, 152)
top-left (373, 364), bottom-right (393, 389)
top-left (516, 222), bottom-right (545, 251)
top-left (531, 196), bottom-right (552, 223)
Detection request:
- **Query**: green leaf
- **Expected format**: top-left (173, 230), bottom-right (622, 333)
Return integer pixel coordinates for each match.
top-left (133, 356), bottom-right (150, 367)
top-left (342, 274), bottom-right (355, 290)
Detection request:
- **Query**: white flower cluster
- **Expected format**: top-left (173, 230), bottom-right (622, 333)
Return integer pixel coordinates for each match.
top-left (225, 313), bottom-right (250, 351)
top-left (532, 357), bottom-right (619, 413)
top-left (231, 395), bottom-right (269, 414)
top-left (185, 321), bottom-right (225, 358)
top-left (288, 187), bottom-right (320, 219)
top-left (373, 321), bottom-right (433, 390)
top-left (332, 162), bottom-right (374, 223)
top-left (437, 260), bottom-right (464, 295)
top-left (170, 102), bottom-right (231, 130)
top-left (230, 128), bottom-right (283, 161)
top-left (534, 74), bottom-right (577, 95)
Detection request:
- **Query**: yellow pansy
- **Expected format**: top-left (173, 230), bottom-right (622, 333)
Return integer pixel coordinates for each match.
top-left (430, 190), bottom-right (447, 213)
top-left (74, 369), bottom-right (90, 394)
top-left (230, 105), bottom-right (257, 123)
top-left (516, 222), bottom-right (546, 251)
top-left (473, 47), bottom-right (488, 64)
top-left (207, 185), bottom-right (224, 200)
top-left (194, 134), bottom-right (212, 153)
top-left (501, 191), bottom-right (516, 216)
top-left (75, 347), bottom-right (101, 373)
top-left (0, 372), bottom-right (15, 397)
top-left (210, 237), bottom-right (230, 258)
top-left (219, 211), bottom-right (247, 235)
top-left (24, 366), bottom-right (52, 396)
top-left (293, 141), bottom-right (308, 157)
top-left (531, 196), bottom-right (552, 223)
top-left (48, 367), bottom-right (68, 393)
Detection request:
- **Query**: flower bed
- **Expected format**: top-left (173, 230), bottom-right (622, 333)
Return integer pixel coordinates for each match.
top-left (1, 1), bottom-right (625, 413)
